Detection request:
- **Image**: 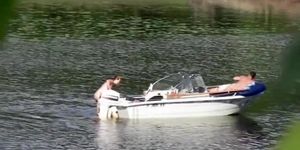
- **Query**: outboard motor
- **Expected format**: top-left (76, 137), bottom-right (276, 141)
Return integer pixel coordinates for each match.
top-left (98, 90), bottom-right (121, 120)
top-left (101, 90), bottom-right (120, 101)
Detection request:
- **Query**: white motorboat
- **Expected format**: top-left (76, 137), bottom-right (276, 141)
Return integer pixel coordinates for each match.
top-left (98, 72), bottom-right (266, 120)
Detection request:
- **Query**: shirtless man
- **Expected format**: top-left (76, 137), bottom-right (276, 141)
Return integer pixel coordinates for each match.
top-left (209, 71), bottom-right (256, 93)
top-left (94, 75), bottom-right (122, 102)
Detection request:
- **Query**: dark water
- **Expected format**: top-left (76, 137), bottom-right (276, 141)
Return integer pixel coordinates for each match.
top-left (1, 0), bottom-right (300, 149)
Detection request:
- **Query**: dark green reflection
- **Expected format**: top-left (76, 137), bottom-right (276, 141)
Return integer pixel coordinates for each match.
top-left (0, 0), bottom-right (15, 40)
top-left (8, 0), bottom-right (297, 39)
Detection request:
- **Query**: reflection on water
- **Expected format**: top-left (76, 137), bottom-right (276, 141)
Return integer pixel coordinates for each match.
top-left (1, 0), bottom-right (299, 149)
top-left (18, 0), bottom-right (300, 17)
top-left (95, 116), bottom-right (256, 149)
top-left (8, 0), bottom-right (299, 39)
top-left (190, 0), bottom-right (300, 17)
top-left (95, 115), bottom-right (271, 150)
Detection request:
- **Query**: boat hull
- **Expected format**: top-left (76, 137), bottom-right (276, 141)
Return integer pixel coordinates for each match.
top-left (96, 72), bottom-right (266, 120)
top-left (117, 102), bottom-right (240, 119)
top-left (113, 95), bottom-right (253, 119)
top-left (98, 92), bottom-right (257, 120)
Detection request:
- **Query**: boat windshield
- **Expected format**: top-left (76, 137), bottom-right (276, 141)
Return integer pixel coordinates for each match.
top-left (151, 72), bottom-right (207, 93)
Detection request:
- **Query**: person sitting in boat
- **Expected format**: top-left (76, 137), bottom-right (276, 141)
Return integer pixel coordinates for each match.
top-left (94, 75), bottom-right (122, 102)
top-left (208, 71), bottom-right (256, 93)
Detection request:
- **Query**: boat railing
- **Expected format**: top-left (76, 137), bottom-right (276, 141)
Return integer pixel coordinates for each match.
top-left (166, 92), bottom-right (210, 99)
top-left (209, 90), bottom-right (246, 97)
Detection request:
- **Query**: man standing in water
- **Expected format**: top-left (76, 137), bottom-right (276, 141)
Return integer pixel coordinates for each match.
top-left (94, 75), bottom-right (122, 101)
top-left (94, 75), bottom-right (122, 113)
top-left (94, 76), bottom-right (121, 116)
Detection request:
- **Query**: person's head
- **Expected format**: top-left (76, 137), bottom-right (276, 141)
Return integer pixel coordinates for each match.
top-left (248, 71), bottom-right (256, 80)
top-left (109, 75), bottom-right (122, 85)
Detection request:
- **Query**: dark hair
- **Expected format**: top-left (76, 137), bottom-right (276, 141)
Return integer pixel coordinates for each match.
top-left (109, 75), bottom-right (122, 80)
top-left (249, 71), bottom-right (256, 79)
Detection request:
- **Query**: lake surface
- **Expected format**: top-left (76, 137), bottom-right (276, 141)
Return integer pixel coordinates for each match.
top-left (0, 0), bottom-right (300, 149)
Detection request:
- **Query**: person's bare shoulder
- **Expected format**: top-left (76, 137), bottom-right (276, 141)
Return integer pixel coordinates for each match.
top-left (233, 76), bottom-right (241, 81)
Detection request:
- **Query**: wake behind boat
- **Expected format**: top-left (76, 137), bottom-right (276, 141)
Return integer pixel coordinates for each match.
top-left (98, 72), bottom-right (266, 120)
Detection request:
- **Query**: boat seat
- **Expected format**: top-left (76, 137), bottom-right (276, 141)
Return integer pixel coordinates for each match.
top-left (148, 96), bottom-right (163, 101)
top-left (193, 86), bottom-right (206, 93)
top-left (125, 95), bottom-right (145, 102)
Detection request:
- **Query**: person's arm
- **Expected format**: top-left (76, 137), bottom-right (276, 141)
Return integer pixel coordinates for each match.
top-left (208, 87), bottom-right (219, 93)
top-left (94, 80), bottom-right (108, 101)
top-left (107, 80), bottom-right (114, 90)
top-left (94, 87), bottom-right (102, 102)
top-left (233, 76), bottom-right (241, 81)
